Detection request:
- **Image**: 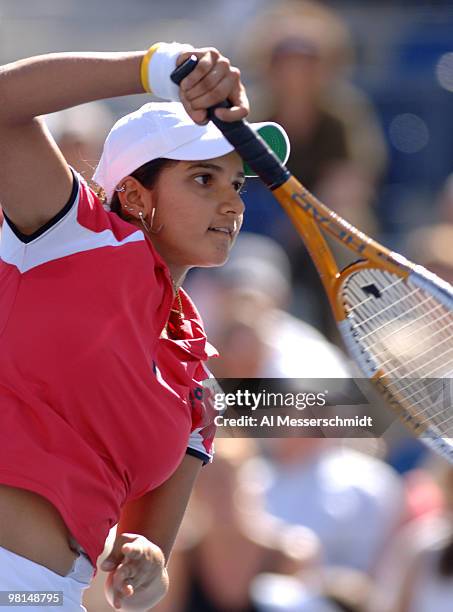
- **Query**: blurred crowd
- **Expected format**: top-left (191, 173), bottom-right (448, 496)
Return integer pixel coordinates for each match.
top-left (1, 0), bottom-right (453, 610)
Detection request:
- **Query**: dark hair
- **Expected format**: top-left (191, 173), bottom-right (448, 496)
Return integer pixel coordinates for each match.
top-left (109, 158), bottom-right (177, 219)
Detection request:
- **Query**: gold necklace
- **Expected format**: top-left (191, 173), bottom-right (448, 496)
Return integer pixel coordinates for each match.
top-left (170, 280), bottom-right (183, 316)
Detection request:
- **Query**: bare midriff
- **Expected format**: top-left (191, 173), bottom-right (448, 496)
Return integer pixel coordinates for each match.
top-left (0, 484), bottom-right (79, 576)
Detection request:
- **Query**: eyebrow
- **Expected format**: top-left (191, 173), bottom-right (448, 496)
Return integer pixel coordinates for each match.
top-left (186, 162), bottom-right (245, 178)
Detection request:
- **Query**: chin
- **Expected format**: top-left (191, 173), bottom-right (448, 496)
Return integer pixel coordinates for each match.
top-left (195, 253), bottom-right (231, 269)
top-left (198, 259), bottom-right (229, 270)
top-left (194, 245), bottom-right (232, 268)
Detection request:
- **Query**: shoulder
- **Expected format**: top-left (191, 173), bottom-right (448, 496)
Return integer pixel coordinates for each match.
top-left (0, 170), bottom-right (153, 274)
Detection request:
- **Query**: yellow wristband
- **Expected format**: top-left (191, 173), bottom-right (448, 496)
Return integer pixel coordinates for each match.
top-left (140, 43), bottom-right (160, 94)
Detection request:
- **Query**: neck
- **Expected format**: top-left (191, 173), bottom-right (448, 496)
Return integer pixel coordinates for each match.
top-left (141, 232), bottom-right (189, 291)
top-left (167, 265), bottom-right (190, 291)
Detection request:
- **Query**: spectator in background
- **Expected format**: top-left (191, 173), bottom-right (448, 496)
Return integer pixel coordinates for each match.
top-left (245, 437), bottom-right (405, 576)
top-left (45, 101), bottom-right (114, 179)
top-left (369, 462), bottom-right (453, 612)
top-left (250, 566), bottom-right (372, 612)
top-left (188, 232), bottom-right (351, 380)
top-left (237, 0), bottom-right (387, 336)
top-left (404, 223), bottom-right (453, 285)
top-left (398, 173), bottom-right (453, 286)
top-left (396, 172), bottom-right (453, 289)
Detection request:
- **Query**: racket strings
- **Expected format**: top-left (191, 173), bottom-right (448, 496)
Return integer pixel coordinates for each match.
top-left (380, 319), bottom-right (453, 375)
top-left (401, 369), bottom-right (453, 405)
top-left (345, 272), bottom-right (422, 338)
top-left (380, 273), bottom-right (452, 346)
top-left (373, 283), bottom-right (453, 378)
top-left (342, 268), bottom-right (453, 436)
top-left (346, 271), bottom-right (452, 372)
top-left (350, 287), bottom-right (425, 335)
top-left (345, 272), bottom-right (453, 382)
top-left (350, 271), bottom-right (449, 343)
top-left (376, 317), bottom-right (453, 367)
top-left (405, 378), bottom-right (453, 427)
top-left (347, 276), bottom-right (406, 313)
top-left (373, 313), bottom-right (452, 365)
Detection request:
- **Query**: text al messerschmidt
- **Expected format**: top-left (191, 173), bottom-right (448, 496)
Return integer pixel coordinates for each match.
top-left (214, 414), bottom-right (374, 428)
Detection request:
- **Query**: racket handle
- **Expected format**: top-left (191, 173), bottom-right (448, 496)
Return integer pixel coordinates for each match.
top-left (170, 57), bottom-right (289, 189)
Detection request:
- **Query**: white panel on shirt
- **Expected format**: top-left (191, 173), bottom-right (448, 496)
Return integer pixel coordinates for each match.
top-left (187, 427), bottom-right (212, 463)
top-left (0, 176), bottom-right (144, 273)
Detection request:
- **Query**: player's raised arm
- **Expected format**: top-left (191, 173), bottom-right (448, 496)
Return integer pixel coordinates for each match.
top-left (0, 45), bottom-right (248, 235)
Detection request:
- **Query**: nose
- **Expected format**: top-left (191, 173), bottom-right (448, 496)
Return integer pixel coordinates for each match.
top-left (218, 187), bottom-right (245, 217)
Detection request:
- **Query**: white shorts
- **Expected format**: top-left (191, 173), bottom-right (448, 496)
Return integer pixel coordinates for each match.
top-left (0, 545), bottom-right (95, 611)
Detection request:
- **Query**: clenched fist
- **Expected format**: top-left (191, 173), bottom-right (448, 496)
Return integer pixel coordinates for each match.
top-left (176, 47), bottom-right (249, 125)
top-left (102, 533), bottom-right (169, 611)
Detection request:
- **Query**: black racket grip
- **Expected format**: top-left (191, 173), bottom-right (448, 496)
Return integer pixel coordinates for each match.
top-left (170, 57), bottom-right (289, 189)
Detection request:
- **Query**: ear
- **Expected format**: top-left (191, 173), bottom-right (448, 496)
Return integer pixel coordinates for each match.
top-left (116, 176), bottom-right (155, 219)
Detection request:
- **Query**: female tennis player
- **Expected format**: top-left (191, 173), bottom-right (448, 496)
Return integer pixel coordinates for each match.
top-left (0, 43), bottom-right (289, 610)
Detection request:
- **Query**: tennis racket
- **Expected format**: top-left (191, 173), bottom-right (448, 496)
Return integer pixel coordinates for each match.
top-left (172, 57), bottom-right (453, 461)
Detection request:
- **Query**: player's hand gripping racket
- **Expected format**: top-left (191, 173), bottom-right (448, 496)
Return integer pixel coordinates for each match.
top-left (172, 57), bottom-right (453, 461)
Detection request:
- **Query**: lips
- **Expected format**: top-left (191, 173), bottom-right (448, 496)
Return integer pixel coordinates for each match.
top-left (208, 221), bottom-right (237, 238)
top-left (208, 227), bottom-right (232, 236)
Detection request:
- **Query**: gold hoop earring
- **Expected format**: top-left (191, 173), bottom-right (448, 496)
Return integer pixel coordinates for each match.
top-left (148, 207), bottom-right (163, 234)
top-left (138, 211), bottom-right (151, 233)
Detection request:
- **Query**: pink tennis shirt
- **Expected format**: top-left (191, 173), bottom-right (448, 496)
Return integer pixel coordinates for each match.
top-left (0, 171), bottom-right (217, 569)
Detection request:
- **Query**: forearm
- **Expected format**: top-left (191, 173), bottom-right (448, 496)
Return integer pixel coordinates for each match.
top-left (117, 455), bottom-right (202, 565)
top-left (0, 51), bottom-right (145, 124)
